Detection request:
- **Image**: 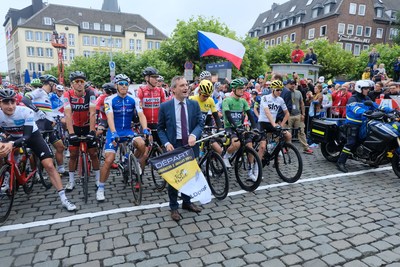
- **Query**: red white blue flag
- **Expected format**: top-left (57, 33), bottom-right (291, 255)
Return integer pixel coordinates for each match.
top-left (198, 31), bottom-right (246, 70)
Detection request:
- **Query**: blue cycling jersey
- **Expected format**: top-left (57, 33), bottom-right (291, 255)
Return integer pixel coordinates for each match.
top-left (104, 94), bottom-right (142, 131)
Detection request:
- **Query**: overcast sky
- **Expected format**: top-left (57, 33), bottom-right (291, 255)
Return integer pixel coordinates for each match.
top-left (0, 0), bottom-right (286, 72)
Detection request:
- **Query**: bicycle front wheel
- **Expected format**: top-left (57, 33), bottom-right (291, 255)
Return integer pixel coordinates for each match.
top-left (36, 156), bottom-right (53, 190)
top-left (206, 151), bottom-right (229, 200)
top-left (0, 166), bottom-right (14, 225)
top-left (129, 153), bottom-right (142, 205)
top-left (150, 147), bottom-right (166, 191)
top-left (274, 142), bottom-right (303, 183)
top-left (82, 153), bottom-right (89, 203)
top-left (234, 146), bottom-right (263, 192)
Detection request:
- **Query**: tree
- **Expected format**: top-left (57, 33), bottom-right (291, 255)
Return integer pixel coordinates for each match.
top-left (392, 13), bottom-right (400, 45)
top-left (239, 36), bottom-right (269, 79)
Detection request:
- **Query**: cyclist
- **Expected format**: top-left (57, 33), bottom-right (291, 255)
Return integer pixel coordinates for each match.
top-left (30, 78), bottom-right (42, 89)
top-left (96, 82), bottom-right (117, 137)
top-left (193, 71), bottom-right (212, 95)
top-left (96, 74), bottom-right (150, 201)
top-left (222, 78), bottom-right (258, 180)
top-left (49, 84), bottom-right (65, 120)
top-left (0, 89), bottom-right (76, 211)
top-left (22, 74), bottom-right (67, 174)
top-left (64, 71), bottom-right (100, 191)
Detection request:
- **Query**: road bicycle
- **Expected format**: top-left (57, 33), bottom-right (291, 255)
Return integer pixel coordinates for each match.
top-left (75, 136), bottom-right (92, 203)
top-left (0, 145), bottom-right (38, 224)
top-left (144, 130), bottom-right (166, 192)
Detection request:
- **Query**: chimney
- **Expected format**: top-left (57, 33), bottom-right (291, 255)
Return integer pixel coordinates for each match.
top-left (271, 3), bottom-right (279, 11)
top-left (32, 0), bottom-right (44, 14)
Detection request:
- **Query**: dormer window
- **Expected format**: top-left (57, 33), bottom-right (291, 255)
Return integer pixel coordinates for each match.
top-left (94, 23), bottom-right (100, 30)
top-left (115, 25), bottom-right (122, 32)
top-left (312, 4), bottom-right (323, 18)
top-left (82, 22), bottom-right (89, 29)
top-left (324, 5), bottom-right (331, 14)
top-left (43, 17), bottom-right (52, 26)
top-left (147, 28), bottom-right (154, 35)
top-left (376, 8), bottom-right (383, 18)
top-left (104, 24), bottom-right (111, 31)
top-left (297, 16), bottom-right (301, 23)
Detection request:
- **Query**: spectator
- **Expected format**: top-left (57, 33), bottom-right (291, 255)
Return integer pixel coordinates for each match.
top-left (368, 81), bottom-right (384, 102)
top-left (377, 63), bottom-right (389, 81)
top-left (307, 78), bottom-right (315, 94)
top-left (367, 47), bottom-right (380, 71)
top-left (394, 56), bottom-right (400, 82)
top-left (291, 45), bottom-right (305, 63)
top-left (321, 87), bottom-right (332, 118)
top-left (303, 48), bottom-right (317, 64)
top-left (384, 82), bottom-right (400, 99)
top-left (362, 67), bottom-right (371, 80)
top-left (276, 79), bottom-right (293, 123)
top-left (332, 83), bottom-right (352, 118)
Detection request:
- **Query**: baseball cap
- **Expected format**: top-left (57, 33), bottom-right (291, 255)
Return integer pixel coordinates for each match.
top-left (318, 76), bottom-right (325, 83)
top-left (286, 79), bottom-right (296, 84)
top-left (300, 79), bottom-right (307, 85)
top-left (258, 75), bottom-right (265, 79)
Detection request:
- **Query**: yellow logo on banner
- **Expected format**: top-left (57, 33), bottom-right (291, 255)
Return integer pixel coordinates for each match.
top-left (161, 160), bottom-right (200, 190)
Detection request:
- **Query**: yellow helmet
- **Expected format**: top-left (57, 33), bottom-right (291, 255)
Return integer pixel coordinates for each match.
top-left (271, 80), bottom-right (284, 89)
top-left (199, 80), bottom-right (213, 96)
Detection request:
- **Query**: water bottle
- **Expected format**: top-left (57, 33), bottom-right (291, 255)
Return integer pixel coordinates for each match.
top-left (267, 141), bottom-right (276, 154)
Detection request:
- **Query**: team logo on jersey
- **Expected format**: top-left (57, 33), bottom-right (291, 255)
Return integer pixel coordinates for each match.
top-left (104, 103), bottom-right (110, 112)
top-left (268, 102), bottom-right (280, 112)
top-left (13, 119), bottom-right (25, 126)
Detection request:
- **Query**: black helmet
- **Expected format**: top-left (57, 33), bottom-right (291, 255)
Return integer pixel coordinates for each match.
top-left (39, 74), bottom-right (59, 84)
top-left (85, 81), bottom-right (93, 89)
top-left (142, 67), bottom-right (159, 76)
top-left (69, 71), bottom-right (86, 82)
top-left (0, 89), bottom-right (16, 100)
top-left (102, 82), bottom-right (117, 94)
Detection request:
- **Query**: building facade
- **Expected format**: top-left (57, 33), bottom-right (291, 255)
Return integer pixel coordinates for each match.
top-left (249, 0), bottom-right (398, 55)
top-left (3, 0), bottom-right (167, 84)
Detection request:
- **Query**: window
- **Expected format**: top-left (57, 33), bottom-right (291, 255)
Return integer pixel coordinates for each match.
top-left (282, 20), bottom-right (286, 28)
top-left (129, 39), bottom-right (135, 50)
top-left (115, 38), bottom-right (122, 48)
top-left (104, 24), bottom-right (111, 31)
top-left (283, 35), bottom-right (288, 42)
top-left (365, 27), bottom-right (371, 37)
top-left (264, 27), bottom-right (268, 34)
top-left (93, 23), bottom-right (100, 30)
top-left (45, 32), bottom-right (52, 42)
top-left (92, 36), bottom-right (98, 46)
top-left (347, 24), bottom-right (354, 35)
top-left (147, 28), bottom-right (154, 35)
top-left (271, 39), bottom-right (275, 46)
top-left (320, 25), bottom-right (327, 36)
top-left (296, 16), bottom-right (301, 23)
top-left (290, 6), bottom-right (296, 12)
top-left (376, 8), bottom-right (383, 18)
top-left (37, 47), bottom-right (44, 57)
top-left (290, 33), bottom-right (296, 42)
top-left (155, 42), bottom-right (160, 49)
top-left (68, 34), bottom-right (75, 46)
top-left (69, 49), bottom-right (75, 60)
top-left (107, 38), bottom-right (113, 47)
top-left (62, 49), bottom-right (67, 61)
top-left (35, 32), bottom-right (43, 42)
top-left (27, 47), bottom-right (35, 56)
top-left (308, 28), bottom-right (315, 39)
top-left (115, 25), bottom-right (122, 32)
top-left (37, 63), bottom-right (45, 72)
top-left (276, 22), bottom-right (280, 30)
top-left (356, 25), bottom-right (363, 36)
top-left (358, 4), bottom-right (366, 16)
top-left (349, 3), bottom-right (357, 14)
top-left (136, 40), bottom-right (142, 51)
top-left (354, 44), bottom-right (361, 56)
top-left (100, 38), bottom-right (106, 47)
top-left (338, 23), bottom-right (345, 34)
top-left (270, 25), bottom-right (274, 32)
top-left (28, 62), bottom-right (35, 72)
top-left (46, 48), bottom-right (53, 58)
top-left (324, 5), bottom-right (331, 14)
top-left (363, 45), bottom-right (370, 50)
top-left (277, 37), bottom-right (281, 44)
top-left (264, 40), bottom-right (269, 49)
top-left (26, 30), bottom-right (33, 41)
top-left (83, 51), bottom-right (90, 58)
top-left (336, 42), bottom-right (343, 49)
top-left (148, 41), bottom-right (153, 50)
top-left (312, 9), bottom-right (319, 18)
top-left (376, 28), bottom-right (383, 39)
top-left (82, 22), bottom-right (89, 29)
top-left (288, 18), bottom-right (293, 26)
top-left (43, 17), bottom-right (52, 25)
top-left (345, 43), bottom-right (352, 51)
top-left (390, 28), bottom-right (399, 40)
top-left (83, 36), bottom-right (90, 46)
top-left (45, 63), bottom-right (53, 70)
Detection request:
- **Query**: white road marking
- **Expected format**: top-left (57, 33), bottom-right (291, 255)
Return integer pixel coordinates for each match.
top-left (0, 166), bottom-right (393, 233)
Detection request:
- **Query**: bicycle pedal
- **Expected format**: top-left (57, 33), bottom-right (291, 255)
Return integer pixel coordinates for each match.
top-left (76, 179), bottom-right (82, 185)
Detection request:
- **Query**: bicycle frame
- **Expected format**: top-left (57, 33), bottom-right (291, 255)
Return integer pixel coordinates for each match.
top-left (77, 137), bottom-right (90, 176)
top-left (6, 148), bottom-right (37, 193)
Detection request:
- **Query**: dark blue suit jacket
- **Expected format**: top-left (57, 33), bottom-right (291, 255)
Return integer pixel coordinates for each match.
top-left (157, 98), bottom-right (204, 156)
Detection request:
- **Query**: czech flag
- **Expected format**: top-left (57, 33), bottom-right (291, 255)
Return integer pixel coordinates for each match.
top-left (198, 31), bottom-right (246, 70)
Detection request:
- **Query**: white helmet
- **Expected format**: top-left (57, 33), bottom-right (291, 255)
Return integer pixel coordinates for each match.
top-left (355, 80), bottom-right (371, 93)
top-left (56, 84), bottom-right (64, 91)
top-left (200, 71), bottom-right (212, 80)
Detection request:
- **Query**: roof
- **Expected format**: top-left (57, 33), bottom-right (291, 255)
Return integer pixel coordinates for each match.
top-left (5, 3), bottom-right (167, 40)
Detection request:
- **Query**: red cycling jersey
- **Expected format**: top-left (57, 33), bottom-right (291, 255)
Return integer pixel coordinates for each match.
top-left (64, 89), bottom-right (96, 127)
top-left (137, 85), bottom-right (166, 124)
top-left (95, 94), bottom-right (108, 120)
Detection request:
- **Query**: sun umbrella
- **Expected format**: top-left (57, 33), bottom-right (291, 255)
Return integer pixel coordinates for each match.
top-left (32, 71), bottom-right (37, 79)
top-left (24, 69), bottom-right (31, 84)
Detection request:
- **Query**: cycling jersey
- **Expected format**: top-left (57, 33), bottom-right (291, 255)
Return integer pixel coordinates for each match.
top-left (64, 89), bottom-right (96, 127)
top-left (222, 97), bottom-right (250, 128)
top-left (0, 106), bottom-right (38, 137)
top-left (95, 94), bottom-right (108, 121)
top-left (49, 92), bottom-right (65, 118)
top-left (258, 94), bottom-right (287, 123)
top-left (137, 85), bottom-right (165, 124)
top-left (230, 90), bottom-right (252, 106)
top-left (25, 88), bottom-right (53, 121)
top-left (104, 94), bottom-right (142, 131)
top-left (189, 95), bottom-right (217, 121)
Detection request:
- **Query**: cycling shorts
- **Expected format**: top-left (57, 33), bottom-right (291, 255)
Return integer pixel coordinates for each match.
top-left (104, 129), bottom-right (141, 154)
top-left (9, 131), bottom-right (53, 161)
top-left (36, 118), bottom-right (61, 145)
top-left (225, 127), bottom-right (253, 144)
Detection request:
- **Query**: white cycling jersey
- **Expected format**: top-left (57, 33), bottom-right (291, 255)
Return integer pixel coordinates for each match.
top-left (25, 88), bottom-right (54, 121)
top-left (0, 106), bottom-right (38, 138)
top-left (258, 94), bottom-right (287, 123)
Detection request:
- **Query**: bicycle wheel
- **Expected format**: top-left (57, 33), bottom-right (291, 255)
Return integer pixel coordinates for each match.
top-left (22, 154), bottom-right (36, 194)
top-left (129, 153), bottom-right (142, 205)
top-left (0, 166), bottom-right (15, 225)
top-left (234, 146), bottom-right (263, 192)
top-left (36, 156), bottom-right (53, 190)
top-left (274, 142), bottom-right (303, 183)
top-left (81, 153), bottom-right (89, 203)
top-left (119, 144), bottom-right (129, 184)
top-left (150, 147), bottom-right (166, 191)
top-left (97, 135), bottom-right (105, 161)
top-left (206, 151), bottom-right (229, 200)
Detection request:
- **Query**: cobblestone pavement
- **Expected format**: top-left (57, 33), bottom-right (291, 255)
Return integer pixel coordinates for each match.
top-left (1, 145), bottom-right (400, 266)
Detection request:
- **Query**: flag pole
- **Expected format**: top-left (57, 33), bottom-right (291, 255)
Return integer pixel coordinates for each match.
top-left (194, 131), bottom-right (225, 144)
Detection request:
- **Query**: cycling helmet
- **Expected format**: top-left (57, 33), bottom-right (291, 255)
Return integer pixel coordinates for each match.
top-left (102, 82), bottom-right (117, 94)
top-left (69, 71), bottom-right (86, 82)
top-left (271, 80), bottom-right (284, 89)
top-left (31, 78), bottom-right (43, 88)
top-left (84, 81), bottom-right (93, 89)
top-left (7, 84), bottom-right (18, 90)
top-left (199, 71), bottom-right (212, 80)
top-left (355, 80), bottom-right (371, 93)
top-left (142, 67), bottom-right (159, 76)
top-left (157, 75), bottom-right (164, 82)
top-left (56, 85), bottom-right (65, 91)
top-left (0, 88), bottom-right (16, 100)
top-left (199, 80), bottom-right (213, 96)
top-left (214, 81), bottom-right (221, 90)
top-left (114, 73), bottom-right (131, 84)
top-left (230, 79), bottom-right (245, 89)
top-left (240, 77), bottom-right (249, 85)
top-left (39, 74), bottom-right (59, 84)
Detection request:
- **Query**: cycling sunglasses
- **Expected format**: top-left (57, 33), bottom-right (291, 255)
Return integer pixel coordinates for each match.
top-left (1, 99), bottom-right (16, 104)
top-left (118, 81), bottom-right (129, 86)
top-left (73, 79), bottom-right (85, 84)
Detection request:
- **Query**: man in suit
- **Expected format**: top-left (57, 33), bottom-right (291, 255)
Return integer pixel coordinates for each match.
top-left (158, 75), bottom-right (204, 221)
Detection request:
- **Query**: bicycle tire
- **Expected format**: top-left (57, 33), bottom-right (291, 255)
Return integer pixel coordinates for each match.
top-left (274, 142), bottom-right (303, 183)
top-left (129, 153), bottom-right (142, 205)
top-left (234, 146), bottom-right (263, 192)
top-left (150, 147), bottom-right (166, 191)
top-left (82, 153), bottom-right (89, 203)
top-left (206, 151), bottom-right (229, 200)
top-left (119, 144), bottom-right (129, 184)
top-left (22, 154), bottom-right (36, 194)
top-left (36, 156), bottom-right (53, 190)
top-left (0, 166), bottom-right (15, 225)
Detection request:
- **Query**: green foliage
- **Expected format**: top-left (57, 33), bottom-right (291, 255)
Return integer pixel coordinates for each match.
top-left (265, 41), bottom-right (292, 65)
top-left (239, 36), bottom-right (269, 79)
top-left (393, 13), bottom-right (400, 45)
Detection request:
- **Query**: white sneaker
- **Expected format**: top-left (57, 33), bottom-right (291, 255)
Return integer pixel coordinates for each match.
top-left (62, 199), bottom-right (77, 211)
top-left (223, 157), bottom-right (232, 168)
top-left (96, 189), bottom-right (105, 201)
top-left (247, 169), bottom-right (257, 182)
top-left (1, 173), bottom-right (10, 193)
top-left (252, 164), bottom-right (264, 180)
top-left (65, 150), bottom-right (70, 158)
top-left (95, 180), bottom-right (100, 188)
top-left (65, 181), bottom-right (75, 191)
top-left (57, 166), bottom-right (66, 174)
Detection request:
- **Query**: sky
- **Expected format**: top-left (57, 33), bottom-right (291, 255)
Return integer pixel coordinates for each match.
top-left (0, 0), bottom-right (287, 72)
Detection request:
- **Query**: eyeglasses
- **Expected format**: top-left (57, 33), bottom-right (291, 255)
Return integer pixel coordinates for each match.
top-left (118, 81), bottom-right (129, 86)
top-left (73, 79), bottom-right (85, 84)
top-left (201, 94), bottom-right (210, 98)
top-left (1, 99), bottom-right (16, 105)
top-left (150, 75), bottom-right (159, 79)
top-left (274, 89), bottom-right (283, 92)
